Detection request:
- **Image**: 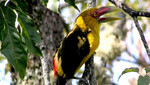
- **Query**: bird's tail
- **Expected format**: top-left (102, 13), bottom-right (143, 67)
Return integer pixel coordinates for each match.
top-left (56, 76), bottom-right (67, 85)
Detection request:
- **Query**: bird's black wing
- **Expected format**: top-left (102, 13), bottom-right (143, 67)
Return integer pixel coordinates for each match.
top-left (57, 26), bottom-right (90, 79)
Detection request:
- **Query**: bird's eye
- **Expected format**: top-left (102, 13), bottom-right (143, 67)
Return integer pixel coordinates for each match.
top-left (90, 11), bottom-right (98, 18)
top-left (93, 13), bottom-right (97, 17)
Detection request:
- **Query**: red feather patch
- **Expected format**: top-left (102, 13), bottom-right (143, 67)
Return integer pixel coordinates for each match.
top-left (53, 57), bottom-right (57, 77)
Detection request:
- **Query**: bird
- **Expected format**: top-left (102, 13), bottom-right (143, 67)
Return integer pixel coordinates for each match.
top-left (53, 6), bottom-right (122, 85)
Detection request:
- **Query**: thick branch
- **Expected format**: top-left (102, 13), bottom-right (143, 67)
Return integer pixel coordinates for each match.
top-left (108, 0), bottom-right (150, 59)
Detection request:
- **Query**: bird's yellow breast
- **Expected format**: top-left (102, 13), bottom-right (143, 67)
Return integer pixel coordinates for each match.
top-left (87, 30), bottom-right (100, 54)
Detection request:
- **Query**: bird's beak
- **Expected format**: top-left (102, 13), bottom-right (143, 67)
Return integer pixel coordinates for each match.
top-left (97, 6), bottom-right (123, 23)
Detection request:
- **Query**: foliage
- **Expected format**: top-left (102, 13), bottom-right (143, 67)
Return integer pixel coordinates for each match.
top-left (0, 1), bottom-right (41, 79)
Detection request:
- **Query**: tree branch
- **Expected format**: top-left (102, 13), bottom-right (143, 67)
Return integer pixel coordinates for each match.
top-left (108, 0), bottom-right (150, 59)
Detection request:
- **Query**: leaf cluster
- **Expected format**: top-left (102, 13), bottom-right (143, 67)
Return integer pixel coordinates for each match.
top-left (0, 0), bottom-right (41, 79)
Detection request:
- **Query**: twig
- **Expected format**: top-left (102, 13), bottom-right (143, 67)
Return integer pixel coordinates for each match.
top-left (108, 0), bottom-right (150, 60)
top-left (133, 17), bottom-right (150, 57)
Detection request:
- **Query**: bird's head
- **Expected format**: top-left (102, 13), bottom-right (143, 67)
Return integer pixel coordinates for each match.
top-left (75, 6), bottom-right (122, 31)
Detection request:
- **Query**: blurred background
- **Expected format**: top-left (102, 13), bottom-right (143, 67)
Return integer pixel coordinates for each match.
top-left (0, 0), bottom-right (150, 85)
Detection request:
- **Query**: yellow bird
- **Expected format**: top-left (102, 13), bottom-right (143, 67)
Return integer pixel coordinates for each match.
top-left (53, 6), bottom-right (122, 85)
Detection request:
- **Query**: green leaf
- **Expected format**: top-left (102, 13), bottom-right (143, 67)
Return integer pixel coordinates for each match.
top-left (17, 10), bottom-right (42, 56)
top-left (2, 24), bottom-right (28, 79)
top-left (138, 75), bottom-right (150, 85)
top-left (145, 68), bottom-right (150, 74)
top-left (41, 0), bottom-right (48, 6)
top-left (65, 0), bottom-right (80, 11)
top-left (119, 67), bottom-right (139, 80)
top-left (0, 4), bottom-right (27, 79)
